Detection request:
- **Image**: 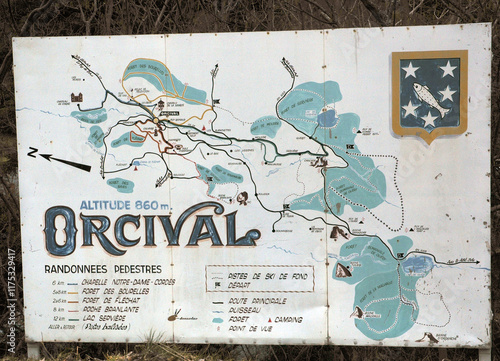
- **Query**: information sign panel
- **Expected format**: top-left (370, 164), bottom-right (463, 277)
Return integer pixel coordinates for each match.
top-left (14, 24), bottom-right (491, 346)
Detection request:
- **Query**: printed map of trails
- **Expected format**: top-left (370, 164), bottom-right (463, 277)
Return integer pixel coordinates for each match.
top-left (14, 24), bottom-right (491, 347)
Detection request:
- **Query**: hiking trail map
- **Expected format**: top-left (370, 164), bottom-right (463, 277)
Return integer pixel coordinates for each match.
top-left (14, 24), bottom-right (491, 346)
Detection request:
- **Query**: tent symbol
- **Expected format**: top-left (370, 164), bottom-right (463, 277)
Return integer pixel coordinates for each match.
top-left (350, 306), bottom-right (363, 319)
top-left (335, 263), bottom-right (352, 278)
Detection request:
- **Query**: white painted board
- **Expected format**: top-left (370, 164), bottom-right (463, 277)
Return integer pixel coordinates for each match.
top-left (14, 24), bottom-right (491, 346)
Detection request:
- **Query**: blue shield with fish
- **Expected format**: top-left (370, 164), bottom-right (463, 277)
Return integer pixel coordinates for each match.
top-left (392, 51), bottom-right (467, 144)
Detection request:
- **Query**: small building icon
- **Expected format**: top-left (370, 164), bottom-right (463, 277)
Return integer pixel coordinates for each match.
top-left (157, 99), bottom-right (165, 111)
top-left (71, 93), bottom-right (83, 102)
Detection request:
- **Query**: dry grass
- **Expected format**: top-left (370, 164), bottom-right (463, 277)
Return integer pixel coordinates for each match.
top-left (0, 342), bottom-right (488, 361)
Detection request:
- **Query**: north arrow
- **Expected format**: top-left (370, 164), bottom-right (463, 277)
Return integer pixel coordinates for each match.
top-left (40, 154), bottom-right (91, 172)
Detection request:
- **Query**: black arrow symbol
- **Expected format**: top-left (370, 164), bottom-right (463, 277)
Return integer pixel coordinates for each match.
top-left (40, 154), bottom-right (91, 172)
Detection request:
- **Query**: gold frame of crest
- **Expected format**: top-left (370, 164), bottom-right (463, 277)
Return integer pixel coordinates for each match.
top-left (392, 50), bottom-right (468, 145)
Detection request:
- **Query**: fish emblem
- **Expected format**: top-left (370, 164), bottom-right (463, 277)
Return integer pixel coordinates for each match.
top-left (413, 82), bottom-right (450, 119)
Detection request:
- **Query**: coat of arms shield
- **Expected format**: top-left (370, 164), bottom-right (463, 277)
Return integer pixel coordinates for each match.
top-left (392, 50), bottom-right (468, 144)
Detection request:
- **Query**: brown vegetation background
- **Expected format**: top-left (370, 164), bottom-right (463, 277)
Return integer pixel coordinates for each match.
top-left (0, 0), bottom-right (499, 360)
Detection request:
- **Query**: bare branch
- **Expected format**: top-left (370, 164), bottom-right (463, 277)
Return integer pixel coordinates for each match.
top-left (19, 0), bottom-right (55, 36)
top-left (77, 0), bottom-right (98, 36)
top-left (359, 0), bottom-right (388, 26)
top-left (409, 0), bottom-right (425, 15)
top-left (0, 187), bottom-right (17, 219)
top-left (105, 0), bottom-right (114, 34)
top-left (284, 0), bottom-right (338, 27)
top-left (0, 176), bottom-right (19, 214)
top-left (0, 49), bottom-right (12, 88)
top-left (440, 0), bottom-right (473, 22)
top-left (197, 0), bottom-right (232, 29)
top-left (303, 0), bottom-right (339, 27)
top-left (153, 0), bottom-right (171, 34)
top-left (6, 0), bottom-right (19, 34)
